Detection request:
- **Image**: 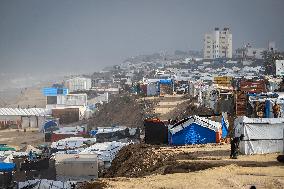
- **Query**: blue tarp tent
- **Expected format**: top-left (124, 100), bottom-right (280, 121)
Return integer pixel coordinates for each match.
top-left (159, 79), bottom-right (172, 84)
top-left (0, 162), bottom-right (15, 172)
top-left (169, 116), bottom-right (221, 145)
top-left (43, 120), bottom-right (58, 131)
top-left (89, 130), bottom-right (98, 136)
top-left (170, 123), bottom-right (216, 145)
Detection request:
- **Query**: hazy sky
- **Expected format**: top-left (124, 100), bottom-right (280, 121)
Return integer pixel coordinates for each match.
top-left (0, 0), bottom-right (284, 74)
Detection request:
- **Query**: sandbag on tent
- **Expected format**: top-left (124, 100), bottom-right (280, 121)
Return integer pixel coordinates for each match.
top-left (235, 116), bottom-right (284, 155)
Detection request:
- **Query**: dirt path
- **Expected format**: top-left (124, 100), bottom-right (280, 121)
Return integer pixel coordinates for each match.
top-left (151, 95), bottom-right (186, 120)
top-left (0, 128), bottom-right (44, 149)
top-left (97, 144), bottom-right (284, 189)
top-left (102, 164), bottom-right (284, 189)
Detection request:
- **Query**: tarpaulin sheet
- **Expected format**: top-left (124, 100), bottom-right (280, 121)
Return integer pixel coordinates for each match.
top-left (18, 179), bottom-right (75, 189)
top-left (243, 124), bottom-right (284, 140)
top-left (0, 162), bottom-right (15, 172)
top-left (235, 117), bottom-right (284, 154)
top-left (170, 123), bottom-right (216, 145)
top-left (221, 116), bottom-right (228, 138)
top-left (240, 140), bottom-right (283, 155)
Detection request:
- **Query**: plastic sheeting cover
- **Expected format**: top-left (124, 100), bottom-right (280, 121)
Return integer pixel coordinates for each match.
top-left (80, 141), bottom-right (128, 162)
top-left (0, 162), bottom-right (15, 172)
top-left (170, 123), bottom-right (217, 145)
top-left (221, 116), bottom-right (228, 138)
top-left (18, 179), bottom-right (76, 189)
top-left (235, 116), bottom-right (284, 154)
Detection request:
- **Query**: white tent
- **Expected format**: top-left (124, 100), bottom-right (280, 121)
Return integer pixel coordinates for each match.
top-left (18, 179), bottom-right (76, 189)
top-left (235, 116), bottom-right (284, 155)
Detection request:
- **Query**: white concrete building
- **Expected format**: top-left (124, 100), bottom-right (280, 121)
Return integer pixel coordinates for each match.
top-left (203, 27), bottom-right (232, 59)
top-left (65, 77), bottom-right (92, 92)
top-left (46, 93), bottom-right (88, 109)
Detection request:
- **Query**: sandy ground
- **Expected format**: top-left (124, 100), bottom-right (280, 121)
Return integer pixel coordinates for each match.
top-left (7, 87), bottom-right (46, 108)
top-left (103, 164), bottom-right (284, 189)
top-left (152, 95), bottom-right (186, 120)
top-left (100, 144), bottom-right (284, 189)
top-left (0, 128), bottom-right (44, 149)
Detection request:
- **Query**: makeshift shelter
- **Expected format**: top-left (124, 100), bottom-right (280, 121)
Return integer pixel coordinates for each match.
top-left (43, 119), bottom-right (58, 132)
top-left (51, 137), bottom-right (96, 149)
top-left (91, 126), bottom-right (140, 143)
top-left (159, 79), bottom-right (173, 96)
top-left (50, 126), bottom-right (86, 142)
top-left (144, 119), bottom-right (168, 144)
top-left (55, 154), bottom-right (98, 181)
top-left (18, 179), bottom-right (76, 189)
top-left (0, 162), bottom-right (15, 172)
top-left (0, 162), bottom-right (14, 189)
top-left (221, 114), bottom-right (229, 138)
top-left (0, 144), bottom-right (16, 152)
top-left (79, 141), bottom-right (128, 165)
top-left (234, 116), bottom-right (284, 154)
top-left (0, 108), bottom-right (50, 129)
top-left (169, 116), bottom-right (222, 145)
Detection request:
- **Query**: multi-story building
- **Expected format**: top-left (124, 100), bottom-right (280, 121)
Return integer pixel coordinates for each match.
top-left (203, 27), bottom-right (232, 59)
top-left (65, 77), bottom-right (92, 92)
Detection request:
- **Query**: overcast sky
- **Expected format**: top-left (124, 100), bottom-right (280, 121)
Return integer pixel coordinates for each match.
top-left (0, 0), bottom-right (284, 74)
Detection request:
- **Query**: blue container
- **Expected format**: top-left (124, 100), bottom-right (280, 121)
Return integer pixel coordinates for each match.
top-left (42, 88), bottom-right (68, 96)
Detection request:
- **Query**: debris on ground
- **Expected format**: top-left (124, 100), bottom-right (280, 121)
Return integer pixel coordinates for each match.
top-left (103, 143), bottom-right (226, 178)
top-left (78, 181), bottom-right (108, 189)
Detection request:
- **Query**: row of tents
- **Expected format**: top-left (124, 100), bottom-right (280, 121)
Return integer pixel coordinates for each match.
top-left (144, 115), bottom-right (228, 146)
top-left (144, 115), bottom-right (284, 155)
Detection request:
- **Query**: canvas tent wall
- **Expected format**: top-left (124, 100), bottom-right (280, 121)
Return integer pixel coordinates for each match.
top-left (169, 116), bottom-right (221, 145)
top-left (55, 154), bottom-right (98, 181)
top-left (234, 116), bottom-right (284, 155)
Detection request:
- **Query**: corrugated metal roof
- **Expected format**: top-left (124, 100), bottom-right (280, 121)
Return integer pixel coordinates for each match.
top-left (0, 108), bottom-right (51, 116)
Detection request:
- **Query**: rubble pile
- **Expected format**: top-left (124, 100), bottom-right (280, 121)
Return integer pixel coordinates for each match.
top-left (104, 144), bottom-right (174, 178)
top-left (77, 181), bottom-right (107, 189)
top-left (88, 96), bottom-right (145, 128)
top-left (104, 143), bottom-right (230, 178)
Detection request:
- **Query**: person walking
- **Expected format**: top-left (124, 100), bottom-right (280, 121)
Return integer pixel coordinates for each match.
top-left (230, 134), bottom-right (244, 159)
top-left (273, 102), bottom-right (281, 118)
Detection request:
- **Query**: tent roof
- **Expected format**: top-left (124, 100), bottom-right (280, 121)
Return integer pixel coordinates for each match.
top-left (169, 115), bottom-right (221, 135)
top-left (235, 116), bottom-right (284, 124)
top-left (0, 108), bottom-right (51, 116)
top-left (0, 162), bottom-right (15, 172)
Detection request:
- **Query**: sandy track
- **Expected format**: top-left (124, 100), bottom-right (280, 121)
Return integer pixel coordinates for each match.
top-left (99, 144), bottom-right (284, 189)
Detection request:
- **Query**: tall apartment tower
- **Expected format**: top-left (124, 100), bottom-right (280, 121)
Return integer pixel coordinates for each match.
top-left (203, 27), bottom-right (232, 59)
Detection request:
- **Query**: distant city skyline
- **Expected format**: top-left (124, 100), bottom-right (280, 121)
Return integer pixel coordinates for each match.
top-left (0, 0), bottom-right (284, 74)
